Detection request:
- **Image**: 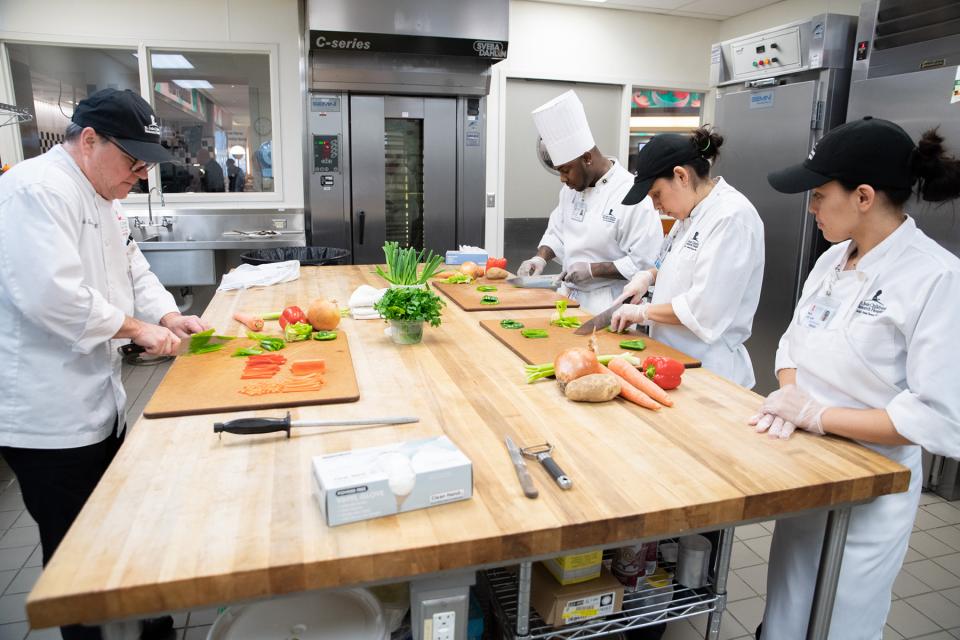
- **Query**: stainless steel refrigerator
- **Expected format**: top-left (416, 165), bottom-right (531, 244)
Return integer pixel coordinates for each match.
top-left (847, 0), bottom-right (960, 498)
top-left (709, 14), bottom-right (858, 394)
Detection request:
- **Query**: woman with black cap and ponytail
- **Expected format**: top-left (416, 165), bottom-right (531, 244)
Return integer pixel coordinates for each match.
top-left (751, 117), bottom-right (960, 639)
top-left (611, 127), bottom-right (765, 388)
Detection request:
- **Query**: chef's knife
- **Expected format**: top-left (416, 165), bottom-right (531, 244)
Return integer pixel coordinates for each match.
top-left (214, 412), bottom-right (419, 438)
top-left (504, 436), bottom-right (539, 499)
top-left (574, 293), bottom-right (630, 335)
top-left (505, 275), bottom-right (562, 289)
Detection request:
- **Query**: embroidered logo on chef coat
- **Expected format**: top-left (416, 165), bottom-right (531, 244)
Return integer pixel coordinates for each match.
top-left (602, 208), bottom-right (617, 223)
top-left (856, 289), bottom-right (887, 317)
top-left (683, 231), bottom-right (701, 252)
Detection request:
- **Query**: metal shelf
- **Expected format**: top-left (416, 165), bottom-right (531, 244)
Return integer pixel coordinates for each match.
top-left (482, 560), bottom-right (719, 640)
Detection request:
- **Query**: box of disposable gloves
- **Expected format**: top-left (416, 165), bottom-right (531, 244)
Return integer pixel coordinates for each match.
top-left (445, 245), bottom-right (488, 265)
top-left (312, 436), bottom-right (473, 526)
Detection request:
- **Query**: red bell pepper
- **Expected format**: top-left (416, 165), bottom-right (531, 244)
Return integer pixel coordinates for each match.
top-left (641, 356), bottom-right (684, 390)
top-left (486, 256), bottom-right (507, 271)
top-left (278, 305), bottom-right (307, 330)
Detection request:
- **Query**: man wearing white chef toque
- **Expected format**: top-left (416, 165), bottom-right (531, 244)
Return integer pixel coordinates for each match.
top-left (516, 90), bottom-right (662, 314)
top-left (610, 128), bottom-right (765, 388)
top-left (751, 117), bottom-right (960, 640)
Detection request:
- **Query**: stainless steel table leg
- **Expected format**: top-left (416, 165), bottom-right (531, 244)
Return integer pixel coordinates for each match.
top-left (806, 507), bottom-right (852, 640)
top-left (515, 561), bottom-right (533, 639)
top-left (705, 527), bottom-right (735, 640)
top-left (102, 621), bottom-right (139, 639)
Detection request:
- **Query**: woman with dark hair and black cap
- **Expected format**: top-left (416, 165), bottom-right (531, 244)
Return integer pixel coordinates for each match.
top-left (751, 117), bottom-right (960, 639)
top-left (610, 127), bottom-right (765, 388)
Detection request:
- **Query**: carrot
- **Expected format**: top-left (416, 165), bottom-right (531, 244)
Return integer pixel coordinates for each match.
top-left (291, 359), bottom-right (326, 375)
top-left (432, 270), bottom-right (459, 280)
top-left (599, 363), bottom-right (662, 411)
top-left (607, 356), bottom-right (673, 407)
top-left (233, 312), bottom-right (264, 332)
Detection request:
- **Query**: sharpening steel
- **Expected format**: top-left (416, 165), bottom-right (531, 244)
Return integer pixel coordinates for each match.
top-left (214, 412), bottom-right (419, 438)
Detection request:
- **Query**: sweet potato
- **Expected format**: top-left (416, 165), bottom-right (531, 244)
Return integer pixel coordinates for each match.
top-left (485, 267), bottom-right (509, 280)
top-left (563, 373), bottom-right (621, 402)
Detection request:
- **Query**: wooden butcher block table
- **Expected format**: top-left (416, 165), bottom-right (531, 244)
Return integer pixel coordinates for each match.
top-left (27, 266), bottom-right (909, 640)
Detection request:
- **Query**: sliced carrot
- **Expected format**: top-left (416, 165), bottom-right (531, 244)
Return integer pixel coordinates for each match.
top-left (599, 363), bottom-right (662, 411)
top-left (607, 357), bottom-right (673, 407)
top-left (233, 312), bottom-right (264, 332)
top-left (291, 359), bottom-right (326, 375)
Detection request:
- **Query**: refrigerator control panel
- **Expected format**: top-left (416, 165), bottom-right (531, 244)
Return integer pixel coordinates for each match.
top-left (730, 26), bottom-right (802, 81)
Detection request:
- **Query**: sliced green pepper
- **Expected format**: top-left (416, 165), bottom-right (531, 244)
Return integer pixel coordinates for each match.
top-left (231, 347), bottom-right (264, 357)
top-left (480, 295), bottom-right (500, 305)
top-left (311, 331), bottom-right (338, 341)
top-left (521, 328), bottom-right (549, 339)
top-left (476, 285), bottom-right (498, 292)
top-left (500, 319), bottom-right (525, 329)
top-left (619, 339), bottom-right (647, 351)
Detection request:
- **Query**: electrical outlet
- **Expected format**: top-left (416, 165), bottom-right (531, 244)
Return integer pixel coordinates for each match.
top-left (431, 611), bottom-right (455, 640)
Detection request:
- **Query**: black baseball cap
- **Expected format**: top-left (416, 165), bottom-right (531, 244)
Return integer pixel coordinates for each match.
top-left (768, 117), bottom-right (915, 193)
top-left (71, 88), bottom-right (173, 163)
top-left (622, 133), bottom-right (701, 205)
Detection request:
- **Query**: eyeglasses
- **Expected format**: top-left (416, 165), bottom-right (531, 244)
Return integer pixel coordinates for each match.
top-left (105, 137), bottom-right (156, 173)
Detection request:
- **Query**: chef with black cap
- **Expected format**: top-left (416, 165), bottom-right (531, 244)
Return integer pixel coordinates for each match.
top-left (517, 90), bottom-right (663, 313)
top-left (0, 88), bottom-right (207, 639)
top-left (610, 127), bottom-right (765, 388)
top-left (749, 117), bottom-right (960, 639)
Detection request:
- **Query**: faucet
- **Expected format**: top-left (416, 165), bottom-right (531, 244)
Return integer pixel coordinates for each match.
top-left (146, 186), bottom-right (173, 231)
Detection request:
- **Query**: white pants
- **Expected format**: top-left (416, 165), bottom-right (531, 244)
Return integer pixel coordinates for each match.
top-left (762, 451), bottom-right (921, 640)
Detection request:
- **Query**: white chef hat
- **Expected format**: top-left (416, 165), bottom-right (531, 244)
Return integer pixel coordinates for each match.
top-left (531, 90), bottom-right (596, 166)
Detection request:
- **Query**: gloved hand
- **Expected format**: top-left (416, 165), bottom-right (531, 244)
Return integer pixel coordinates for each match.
top-left (559, 262), bottom-right (593, 287)
top-left (609, 303), bottom-right (649, 333)
top-left (518, 256), bottom-right (546, 277)
top-left (748, 384), bottom-right (827, 439)
top-left (622, 270), bottom-right (655, 303)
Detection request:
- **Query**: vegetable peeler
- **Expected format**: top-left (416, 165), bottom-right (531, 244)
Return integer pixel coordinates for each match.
top-left (520, 442), bottom-right (573, 490)
top-left (213, 412), bottom-right (419, 438)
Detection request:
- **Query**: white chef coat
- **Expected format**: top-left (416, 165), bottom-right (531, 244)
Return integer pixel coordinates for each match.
top-left (763, 216), bottom-right (960, 639)
top-left (0, 145), bottom-right (178, 449)
top-left (539, 161), bottom-right (662, 313)
top-left (649, 177), bottom-right (764, 388)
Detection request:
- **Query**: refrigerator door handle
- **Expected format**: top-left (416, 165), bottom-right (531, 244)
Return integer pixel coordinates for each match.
top-left (358, 210), bottom-right (365, 245)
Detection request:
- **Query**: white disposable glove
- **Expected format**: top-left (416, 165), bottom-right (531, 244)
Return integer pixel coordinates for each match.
top-left (518, 256), bottom-right (546, 277)
top-left (623, 270), bottom-right (655, 303)
top-left (748, 384), bottom-right (827, 439)
top-left (609, 303), bottom-right (649, 333)
top-left (560, 262), bottom-right (593, 287)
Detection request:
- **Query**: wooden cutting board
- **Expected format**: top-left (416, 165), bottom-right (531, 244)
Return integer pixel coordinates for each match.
top-left (143, 333), bottom-right (360, 418)
top-left (432, 278), bottom-right (579, 312)
top-left (479, 317), bottom-right (701, 368)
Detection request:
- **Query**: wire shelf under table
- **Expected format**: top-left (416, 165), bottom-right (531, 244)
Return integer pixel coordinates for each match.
top-left (482, 563), bottom-right (719, 640)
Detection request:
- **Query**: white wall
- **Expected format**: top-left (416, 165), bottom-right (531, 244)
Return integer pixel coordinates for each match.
top-left (717, 0), bottom-right (862, 41)
top-left (0, 0), bottom-right (303, 210)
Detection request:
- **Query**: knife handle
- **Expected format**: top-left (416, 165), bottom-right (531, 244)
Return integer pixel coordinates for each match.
top-left (516, 465), bottom-right (539, 499)
top-left (538, 454), bottom-right (573, 490)
top-left (214, 415), bottom-right (292, 437)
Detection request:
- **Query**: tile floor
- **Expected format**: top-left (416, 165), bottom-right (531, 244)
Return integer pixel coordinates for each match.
top-left (0, 361), bottom-right (956, 639)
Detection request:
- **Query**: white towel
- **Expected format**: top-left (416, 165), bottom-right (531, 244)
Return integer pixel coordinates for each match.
top-left (348, 285), bottom-right (387, 320)
top-left (217, 260), bottom-right (300, 291)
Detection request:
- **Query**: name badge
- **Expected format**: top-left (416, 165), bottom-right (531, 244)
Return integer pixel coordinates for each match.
top-left (800, 296), bottom-right (841, 329)
top-left (570, 203), bottom-right (586, 223)
top-left (118, 216), bottom-right (131, 240)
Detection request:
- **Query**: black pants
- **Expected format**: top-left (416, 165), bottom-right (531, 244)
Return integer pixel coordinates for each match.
top-left (1, 429), bottom-right (124, 640)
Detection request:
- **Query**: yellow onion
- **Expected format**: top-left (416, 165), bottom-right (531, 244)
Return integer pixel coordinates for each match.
top-left (554, 347), bottom-right (604, 390)
top-left (307, 298), bottom-right (340, 331)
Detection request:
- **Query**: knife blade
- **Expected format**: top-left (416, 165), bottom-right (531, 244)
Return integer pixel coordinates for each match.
top-left (504, 436), bottom-right (539, 499)
top-left (574, 293), bottom-right (629, 335)
top-left (505, 275), bottom-right (561, 289)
